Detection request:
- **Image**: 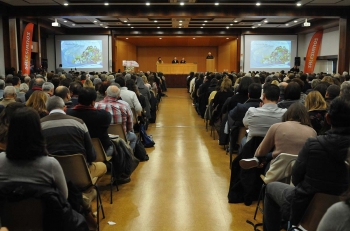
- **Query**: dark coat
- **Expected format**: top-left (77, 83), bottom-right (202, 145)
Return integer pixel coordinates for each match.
top-left (0, 182), bottom-right (88, 231)
top-left (283, 127), bottom-right (350, 225)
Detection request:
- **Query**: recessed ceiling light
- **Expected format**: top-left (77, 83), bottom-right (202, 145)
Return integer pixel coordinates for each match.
top-left (154, 20), bottom-right (157, 23)
top-left (180, 2), bottom-right (184, 5)
top-left (126, 38), bottom-right (129, 39)
top-left (159, 38), bottom-right (162, 39)
top-left (252, 26), bottom-right (255, 29)
top-left (294, 20), bottom-right (298, 23)
top-left (100, 24), bottom-right (103, 26)
top-left (63, 3), bottom-right (68, 6)
top-left (105, 26), bottom-right (108, 28)
top-left (264, 20), bottom-right (268, 23)
top-left (226, 38), bottom-right (229, 39)
top-left (258, 24), bottom-right (261, 26)
top-left (179, 26), bottom-right (182, 28)
top-left (131, 27), bottom-right (134, 28)
top-left (64, 20), bottom-right (67, 23)
top-left (202, 24), bottom-right (205, 26)
top-left (128, 24), bottom-right (130, 26)
top-left (256, 2), bottom-right (261, 6)
top-left (93, 20), bottom-right (97, 23)
top-left (179, 24), bottom-right (182, 26)
top-left (226, 26), bottom-right (229, 29)
top-left (234, 20), bottom-right (238, 23)
top-left (230, 24), bottom-right (233, 26)
top-left (179, 20), bottom-right (183, 23)
top-left (72, 24), bottom-right (75, 26)
top-left (157, 27), bottom-right (160, 28)
top-left (297, 2), bottom-right (302, 6)
top-left (146, 2), bottom-right (150, 5)
top-left (193, 38), bottom-right (196, 39)
top-left (104, 2), bottom-right (109, 6)
top-left (124, 20), bottom-right (127, 23)
top-left (204, 20), bottom-right (207, 23)
top-left (200, 27), bottom-right (203, 28)
top-left (285, 23), bottom-right (289, 26)
top-left (215, 2), bottom-right (219, 5)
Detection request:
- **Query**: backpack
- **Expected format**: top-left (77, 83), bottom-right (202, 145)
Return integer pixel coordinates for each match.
top-left (140, 124), bottom-right (155, 148)
top-left (134, 138), bottom-right (149, 161)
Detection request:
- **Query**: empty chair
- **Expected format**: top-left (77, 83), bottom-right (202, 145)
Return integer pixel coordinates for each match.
top-left (108, 123), bottom-right (127, 142)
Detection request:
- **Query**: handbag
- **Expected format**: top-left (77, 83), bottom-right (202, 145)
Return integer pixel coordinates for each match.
top-left (134, 138), bottom-right (149, 161)
top-left (140, 124), bottom-right (155, 148)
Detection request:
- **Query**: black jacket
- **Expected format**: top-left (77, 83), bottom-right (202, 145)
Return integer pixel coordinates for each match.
top-left (285, 127), bottom-right (350, 224)
top-left (0, 182), bottom-right (88, 231)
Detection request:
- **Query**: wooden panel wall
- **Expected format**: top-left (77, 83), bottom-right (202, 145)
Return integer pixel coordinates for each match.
top-left (115, 39), bottom-right (137, 72)
top-left (137, 47), bottom-right (217, 72)
top-left (218, 40), bottom-right (238, 73)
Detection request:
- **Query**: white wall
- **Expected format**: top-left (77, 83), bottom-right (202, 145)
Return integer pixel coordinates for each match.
top-left (47, 34), bottom-right (55, 72)
top-left (298, 27), bottom-right (339, 73)
top-left (0, 18), bottom-right (5, 76)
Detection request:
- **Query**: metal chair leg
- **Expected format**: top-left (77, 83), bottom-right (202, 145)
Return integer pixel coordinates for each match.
top-left (254, 184), bottom-right (266, 220)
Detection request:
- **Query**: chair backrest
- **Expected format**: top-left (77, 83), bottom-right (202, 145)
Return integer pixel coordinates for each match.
top-left (299, 193), bottom-right (340, 231)
top-left (91, 138), bottom-right (107, 163)
top-left (51, 154), bottom-right (93, 191)
top-left (263, 153), bottom-right (298, 184)
top-left (108, 123), bottom-right (127, 142)
top-left (0, 198), bottom-right (43, 230)
top-left (236, 126), bottom-right (247, 145)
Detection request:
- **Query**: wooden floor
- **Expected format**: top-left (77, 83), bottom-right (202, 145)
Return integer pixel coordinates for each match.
top-left (99, 88), bottom-right (262, 231)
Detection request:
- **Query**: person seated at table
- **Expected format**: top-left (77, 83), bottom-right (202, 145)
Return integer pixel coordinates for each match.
top-left (156, 57), bottom-right (163, 64)
top-left (172, 57), bottom-right (179, 64)
top-left (206, 52), bottom-right (214, 59)
top-left (180, 58), bottom-right (186, 64)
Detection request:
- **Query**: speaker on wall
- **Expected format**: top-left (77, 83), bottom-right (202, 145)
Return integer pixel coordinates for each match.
top-left (294, 57), bottom-right (301, 66)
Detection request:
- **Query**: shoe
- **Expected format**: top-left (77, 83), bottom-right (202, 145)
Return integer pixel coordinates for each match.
top-left (116, 176), bottom-right (131, 185)
top-left (239, 157), bottom-right (259, 169)
top-left (82, 189), bottom-right (97, 210)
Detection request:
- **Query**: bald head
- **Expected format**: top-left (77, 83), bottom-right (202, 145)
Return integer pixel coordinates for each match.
top-left (106, 85), bottom-right (120, 99)
top-left (34, 77), bottom-right (45, 87)
top-left (55, 86), bottom-right (70, 102)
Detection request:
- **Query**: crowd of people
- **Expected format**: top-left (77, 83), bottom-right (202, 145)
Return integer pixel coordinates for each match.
top-left (189, 70), bottom-right (350, 231)
top-left (0, 69), bottom-right (166, 230)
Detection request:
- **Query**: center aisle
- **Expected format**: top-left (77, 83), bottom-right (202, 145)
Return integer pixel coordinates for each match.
top-left (100, 88), bottom-right (260, 231)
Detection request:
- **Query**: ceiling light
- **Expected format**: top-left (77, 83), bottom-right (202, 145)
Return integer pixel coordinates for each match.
top-left (179, 20), bottom-right (183, 23)
top-left (256, 2), bottom-right (261, 6)
top-left (200, 27), bottom-right (203, 28)
top-left (252, 26), bottom-right (255, 29)
top-left (131, 27), bottom-right (134, 28)
top-left (226, 38), bottom-right (229, 39)
top-left (72, 24), bottom-right (75, 26)
top-left (100, 24), bottom-right (103, 26)
top-left (180, 2), bottom-right (184, 5)
top-left (52, 19), bottom-right (61, 27)
top-left (294, 20), bottom-right (298, 23)
top-left (104, 2), bottom-right (109, 5)
top-left (154, 20), bottom-right (157, 23)
top-left (204, 20), bottom-right (207, 23)
top-left (234, 20), bottom-right (238, 23)
top-left (285, 23), bottom-right (289, 26)
top-left (202, 24), bottom-right (205, 26)
top-left (264, 20), bottom-right (268, 23)
top-left (63, 3), bottom-right (68, 6)
top-left (193, 38), bottom-right (196, 39)
top-left (230, 24), bottom-right (233, 26)
top-left (297, 2), bottom-right (302, 6)
top-left (126, 38), bottom-right (129, 39)
top-left (146, 2), bottom-right (150, 5)
top-left (93, 20), bottom-right (97, 23)
top-left (64, 20), bottom-right (67, 23)
top-left (128, 24), bottom-right (130, 26)
top-left (105, 26), bottom-right (108, 28)
top-left (179, 24), bottom-right (182, 26)
top-left (179, 26), bottom-right (182, 28)
top-left (258, 23), bottom-right (261, 26)
top-left (159, 38), bottom-right (162, 39)
top-left (124, 20), bottom-right (127, 23)
top-left (157, 26), bottom-right (160, 28)
top-left (215, 2), bottom-right (219, 5)
top-left (226, 26), bottom-right (229, 29)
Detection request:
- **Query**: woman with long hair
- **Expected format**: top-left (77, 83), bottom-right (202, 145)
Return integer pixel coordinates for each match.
top-left (305, 90), bottom-right (328, 134)
top-left (26, 90), bottom-right (48, 118)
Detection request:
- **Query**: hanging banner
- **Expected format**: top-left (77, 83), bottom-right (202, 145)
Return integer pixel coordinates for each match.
top-left (304, 30), bottom-right (323, 73)
top-left (21, 23), bottom-right (34, 75)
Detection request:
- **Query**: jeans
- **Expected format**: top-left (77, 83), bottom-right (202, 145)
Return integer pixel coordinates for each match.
top-left (263, 182), bottom-right (294, 231)
top-left (126, 131), bottom-right (137, 149)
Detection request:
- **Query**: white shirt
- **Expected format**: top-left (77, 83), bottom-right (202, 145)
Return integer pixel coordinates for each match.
top-left (119, 87), bottom-right (142, 113)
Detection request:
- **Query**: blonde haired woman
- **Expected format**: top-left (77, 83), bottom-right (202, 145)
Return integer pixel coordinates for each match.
top-left (83, 79), bottom-right (94, 88)
top-left (305, 91), bottom-right (328, 134)
top-left (26, 91), bottom-right (49, 118)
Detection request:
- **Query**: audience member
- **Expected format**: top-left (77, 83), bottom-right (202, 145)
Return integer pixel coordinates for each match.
top-left (115, 76), bottom-right (142, 116)
top-left (25, 77), bottom-right (45, 100)
top-left (0, 86), bottom-right (17, 107)
top-left (305, 91), bottom-right (328, 135)
top-left (277, 82), bottom-right (301, 109)
top-left (69, 82), bottom-right (83, 107)
top-left (325, 84), bottom-right (340, 110)
top-left (42, 82), bottom-right (54, 97)
top-left (26, 91), bottom-right (49, 118)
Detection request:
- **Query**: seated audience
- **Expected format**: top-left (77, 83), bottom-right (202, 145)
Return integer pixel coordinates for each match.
top-left (69, 81), bottom-right (83, 107)
top-left (26, 91), bottom-right (49, 118)
top-left (25, 77), bottom-right (45, 100)
top-left (325, 84), bottom-right (340, 110)
top-left (42, 82), bottom-right (54, 97)
top-left (277, 82), bottom-right (301, 109)
top-left (115, 76), bottom-right (142, 116)
top-left (305, 91), bottom-right (328, 134)
top-left (55, 86), bottom-right (72, 107)
top-left (263, 96), bottom-right (350, 231)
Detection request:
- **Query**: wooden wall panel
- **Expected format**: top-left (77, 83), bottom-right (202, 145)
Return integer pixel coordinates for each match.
top-left (218, 40), bottom-right (239, 73)
top-left (137, 47), bottom-right (217, 72)
top-left (115, 39), bottom-right (137, 72)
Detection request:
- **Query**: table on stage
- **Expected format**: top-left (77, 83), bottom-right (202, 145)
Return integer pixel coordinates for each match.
top-left (156, 63), bottom-right (197, 88)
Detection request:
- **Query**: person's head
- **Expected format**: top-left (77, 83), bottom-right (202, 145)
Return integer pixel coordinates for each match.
top-left (158, 57), bottom-right (162, 61)
top-left (282, 102), bottom-right (311, 127)
top-left (311, 79), bottom-right (321, 89)
top-left (236, 77), bottom-right (253, 96)
top-left (42, 82), bottom-right (54, 94)
top-left (326, 84), bottom-right (340, 99)
top-left (0, 80), bottom-right (5, 90)
top-left (314, 82), bottom-right (330, 98)
top-left (19, 83), bottom-right (29, 92)
top-left (208, 52), bottom-right (212, 56)
top-left (220, 78), bottom-right (232, 91)
top-left (327, 96), bottom-right (350, 128)
top-left (59, 64), bottom-right (62, 67)
top-left (0, 102), bottom-right (25, 126)
top-left (115, 76), bottom-right (126, 87)
top-left (126, 79), bottom-right (139, 95)
top-left (3, 86), bottom-right (17, 99)
top-left (12, 76), bottom-right (20, 86)
top-left (284, 82), bottom-right (301, 100)
top-left (263, 84), bottom-right (280, 102)
top-left (46, 96), bottom-right (65, 112)
top-left (106, 85), bottom-right (121, 99)
top-left (83, 79), bottom-right (94, 88)
top-left (69, 81), bottom-right (83, 96)
top-left (248, 83), bottom-right (262, 99)
top-left (6, 107), bottom-right (47, 160)
top-left (181, 57), bottom-right (185, 61)
top-left (173, 57), bottom-right (177, 60)
top-left (305, 91), bottom-right (327, 111)
top-left (26, 91), bottom-right (48, 113)
top-left (78, 87), bottom-right (97, 106)
top-left (340, 81), bottom-right (350, 96)
top-left (33, 77), bottom-right (45, 88)
top-left (59, 78), bottom-right (72, 88)
top-left (54, 86), bottom-right (70, 102)
top-left (322, 76), bottom-right (334, 85)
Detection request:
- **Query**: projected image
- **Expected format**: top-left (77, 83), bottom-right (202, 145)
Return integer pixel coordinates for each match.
top-left (250, 40), bottom-right (291, 68)
top-left (61, 40), bottom-right (103, 68)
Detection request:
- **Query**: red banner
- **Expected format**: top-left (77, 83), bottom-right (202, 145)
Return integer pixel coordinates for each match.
top-left (304, 30), bottom-right (323, 73)
top-left (21, 23), bottom-right (34, 75)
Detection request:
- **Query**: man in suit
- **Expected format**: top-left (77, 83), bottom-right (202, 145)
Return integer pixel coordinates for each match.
top-left (206, 52), bottom-right (214, 59)
top-left (56, 64), bottom-right (64, 74)
top-left (172, 57), bottom-right (179, 63)
top-left (180, 57), bottom-right (186, 64)
top-left (156, 57), bottom-right (163, 64)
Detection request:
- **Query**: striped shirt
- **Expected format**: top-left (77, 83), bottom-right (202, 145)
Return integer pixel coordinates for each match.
top-left (94, 96), bottom-right (134, 133)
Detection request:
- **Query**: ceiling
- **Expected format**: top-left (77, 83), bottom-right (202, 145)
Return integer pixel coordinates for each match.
top-left (0, 0), bottom-right (347, 32)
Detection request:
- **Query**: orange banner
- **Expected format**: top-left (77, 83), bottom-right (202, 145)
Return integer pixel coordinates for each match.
top-left (304, 30), bottom-right (323, 73)
top-left (21, 23), bottom-right (34, 75)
